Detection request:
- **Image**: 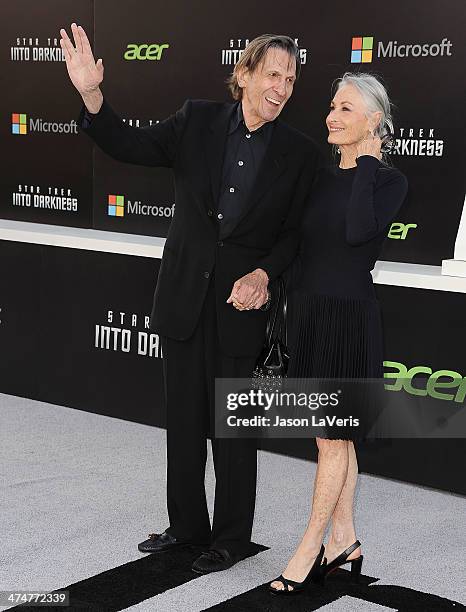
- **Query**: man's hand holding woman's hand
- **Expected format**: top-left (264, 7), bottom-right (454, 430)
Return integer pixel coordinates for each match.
top-left (227, 269), bottom-right (269, 311)
top-left (59, 23), bottom-right (104, 113)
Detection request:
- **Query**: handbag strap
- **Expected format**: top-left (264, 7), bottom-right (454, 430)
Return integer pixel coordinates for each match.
top-left (280, 278), bottom-right (288, 346)
top-left (265, 277), bottom-right (287, 348)
top-left (276, 277), bottom-right (287, 346)
top-left (265, 282), bottom-right (279, 347)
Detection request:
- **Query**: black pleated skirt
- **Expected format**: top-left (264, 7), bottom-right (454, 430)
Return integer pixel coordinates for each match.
top-left (287, 290), bottom-right (385, 441)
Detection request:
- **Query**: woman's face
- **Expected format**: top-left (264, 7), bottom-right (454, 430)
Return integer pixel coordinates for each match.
top-left (326, 84), bottom-right (380, 147)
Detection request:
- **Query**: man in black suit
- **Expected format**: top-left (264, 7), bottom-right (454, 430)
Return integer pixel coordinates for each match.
top-left (60, 24), bottom-right (321, 573)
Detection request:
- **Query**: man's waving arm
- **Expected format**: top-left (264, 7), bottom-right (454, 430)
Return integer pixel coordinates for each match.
top-left (60, 23), bottom-right (189, 167)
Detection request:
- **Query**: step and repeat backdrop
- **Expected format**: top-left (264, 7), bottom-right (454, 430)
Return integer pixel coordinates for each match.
top-left (0, 0), bottom-right (465, 492)
top-left (1, 0), bottom-right (465, 261)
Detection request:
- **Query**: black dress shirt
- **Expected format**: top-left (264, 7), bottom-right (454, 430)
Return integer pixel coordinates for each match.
top-left (82, 101), bottom-right (275, 238)
top-left (216, 101), bottom-right (274, 238)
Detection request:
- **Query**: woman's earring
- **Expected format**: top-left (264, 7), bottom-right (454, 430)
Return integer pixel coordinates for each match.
top-left (337, 147), bottom-right (341, 154)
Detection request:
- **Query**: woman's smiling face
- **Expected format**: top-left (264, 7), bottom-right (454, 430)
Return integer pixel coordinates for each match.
top-left (326, 84), bottom-right (381, 146)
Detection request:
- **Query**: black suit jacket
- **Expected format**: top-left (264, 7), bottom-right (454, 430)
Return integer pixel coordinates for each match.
top-left (77, 98), bottom-right (321, 356)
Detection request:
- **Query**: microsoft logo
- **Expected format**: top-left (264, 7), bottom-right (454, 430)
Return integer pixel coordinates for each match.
top-left (108, 194), bottom-right (124, 217)
top-left (12, 113), bottom-right (27, 135)
top-left (351, 37), bottom-right (373, 63)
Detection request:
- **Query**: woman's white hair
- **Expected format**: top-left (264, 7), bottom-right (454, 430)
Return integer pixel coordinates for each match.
top-left (331, 71), bottom-right (395, 165)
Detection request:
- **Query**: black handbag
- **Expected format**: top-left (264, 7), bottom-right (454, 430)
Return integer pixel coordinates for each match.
top-left (252, 277), bottom-right (289, 391)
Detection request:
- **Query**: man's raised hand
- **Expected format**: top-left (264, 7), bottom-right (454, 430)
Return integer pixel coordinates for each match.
top-left (60, 23), bottom-right (104, 110)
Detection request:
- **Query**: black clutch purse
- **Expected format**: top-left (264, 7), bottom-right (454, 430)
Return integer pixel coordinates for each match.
top-left (252, 277), bottom-right (289, 391)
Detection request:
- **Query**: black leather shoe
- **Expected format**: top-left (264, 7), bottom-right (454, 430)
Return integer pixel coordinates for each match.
top-left (191, 548), bottom-right (236, 574)
top-left (138, 531), bottom-right (190, 553)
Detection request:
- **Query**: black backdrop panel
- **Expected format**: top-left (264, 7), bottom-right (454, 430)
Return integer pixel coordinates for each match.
top-left (0, 0), bottom-right (94, 227)
top-left (377, 284), bottom-right (466, 374)
top-left (0, 242), bottom-right (165, 426)
top-left (1, 241), bottom-right (465, 494)
top-left (0, 241), bottom-right (42, 398)
top-left (0, 0), bottom-right (463, 259)
top-left (35, 0), bottom-right (462, 264)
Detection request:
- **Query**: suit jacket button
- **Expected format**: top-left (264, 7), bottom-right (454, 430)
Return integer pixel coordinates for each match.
top-left (204, 271), bottom-right (210, 278)
top-left (217, 241), bottom-right (224, 247)
top-left (207, 209), bottom-right (213, 216)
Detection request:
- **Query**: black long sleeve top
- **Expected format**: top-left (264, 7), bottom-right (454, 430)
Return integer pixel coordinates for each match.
top-left (291, 154), bottom-right (409, 300)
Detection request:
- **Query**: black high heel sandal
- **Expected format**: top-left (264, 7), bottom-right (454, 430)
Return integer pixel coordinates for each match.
top-left (269, 544), bottom-right (326, 596)
top-left (321, 540), bottom-right (363, 583)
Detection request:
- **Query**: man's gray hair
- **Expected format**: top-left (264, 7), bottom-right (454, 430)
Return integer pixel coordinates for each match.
top-left (227, 34), bottom-right (301, 100)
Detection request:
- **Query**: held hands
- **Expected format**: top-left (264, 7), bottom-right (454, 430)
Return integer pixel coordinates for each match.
top-left (60, 23), bottom-right (104, 100)
top-left (226, 268), bottom-right (269, 311)
top-left (356, 130), bottom-right (382, 161)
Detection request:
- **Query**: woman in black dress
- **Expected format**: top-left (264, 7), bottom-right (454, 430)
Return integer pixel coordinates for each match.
top-left (269, 72), bottom-right (408, 595)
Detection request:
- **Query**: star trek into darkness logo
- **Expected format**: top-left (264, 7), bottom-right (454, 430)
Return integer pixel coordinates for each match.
top-left (94, 309), bottom-right (162, 358)
top-left (12, 184), bottom-right (78, 213)
top-left (221, 37), bottom-right (308, 66)
top-left (122, 116), bottom-right (160, 128)
top-left (391, 127), bottom-right (444, 157)
top-left (11, 35), bottom-right (65, 61)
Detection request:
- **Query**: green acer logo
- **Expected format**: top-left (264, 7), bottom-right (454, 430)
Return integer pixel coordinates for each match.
top-left (124, 43), bottom-right (169, 61)
top-left (383, 361), bottom-right (466, 403)
top-left (387, 222), bottom-right (417, 239)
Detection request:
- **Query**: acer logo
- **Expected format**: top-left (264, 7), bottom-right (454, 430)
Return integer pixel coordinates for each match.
top-left (124, 43), bottom-right (169, 61)
top-left (387, 222), bottom-right (417, 240)
top-left (383, 361), bottom-right (466, 403)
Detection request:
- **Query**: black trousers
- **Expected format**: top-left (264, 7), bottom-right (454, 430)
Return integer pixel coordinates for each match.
top-left (161, 277), bottom-right (258, 556)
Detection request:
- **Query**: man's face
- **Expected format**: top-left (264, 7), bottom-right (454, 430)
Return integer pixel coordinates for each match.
top-left (239, 47), bottom-right (296, 129)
